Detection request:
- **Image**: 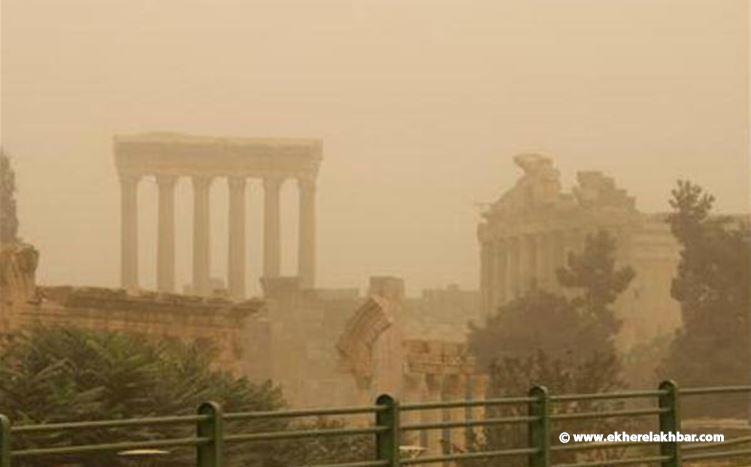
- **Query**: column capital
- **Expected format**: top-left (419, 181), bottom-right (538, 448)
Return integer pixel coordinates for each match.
top-left (191, 174), bottom-right (214, 189)
top-left (155, 173), bottom-right (178, 188)
top-left (263, 175), bottom-right (285, 190)
top-left (118, 171), bottom-right (142, 185)
top-left (296, 174), bottom-right (317, 190)
top-left (228, 176), bottom-right (247, 190)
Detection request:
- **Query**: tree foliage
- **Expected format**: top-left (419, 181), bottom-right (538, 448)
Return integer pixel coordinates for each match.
top-left (660, 180), bottom-right (750, 416)
top-left (0, 149), bottom-right (19, 244)
top-left (465, 230), bottom-right (635, 465)
top-left (0, 327), bottom-right (371, 466)
top-left (557, 230), bottom-right (635, 345)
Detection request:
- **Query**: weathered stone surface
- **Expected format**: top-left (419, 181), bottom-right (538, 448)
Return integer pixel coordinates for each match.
top-left (337, 296), bottom-right (394, 389)
top-left (0, 246), bottom-right (265, 375)
top-left (0, 243), bottom-right (38, 305)
top-left (114, 132), bottom-right (322, 295)
top-left (478, 155), bottom-right (682, 385)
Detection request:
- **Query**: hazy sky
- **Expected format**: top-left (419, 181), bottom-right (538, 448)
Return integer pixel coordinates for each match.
top-left (2, 0), bottom-right (749, 296)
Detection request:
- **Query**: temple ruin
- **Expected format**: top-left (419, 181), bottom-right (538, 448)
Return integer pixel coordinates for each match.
top-left (478, 153), bottom-right (682, 352)
top-left (2, 144), bottom-right (715, 457)
top-left (114, 133), bottom-right (322, 298)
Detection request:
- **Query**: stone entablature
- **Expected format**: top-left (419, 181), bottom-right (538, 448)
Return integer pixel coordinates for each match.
top-left (479, 154), bottom-right (639, 242)
top-left (115, 132), bottom-right (322, 179)
top-left (403, 339), bottom-right (475, 375)
top-left (114, 132), bottom-right (322, 299)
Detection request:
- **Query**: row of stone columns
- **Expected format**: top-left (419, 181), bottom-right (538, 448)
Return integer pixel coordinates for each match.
top-left (481, 230), bottom-right (585, 314)
top-left (119, 173), bottom-right (316, 299)
top-left (401, 373), bottom-right (485, 459)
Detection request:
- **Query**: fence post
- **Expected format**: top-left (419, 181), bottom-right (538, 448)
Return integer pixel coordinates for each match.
top-left (528, 385), bottom-right (550, 467)
top-left (0, 415), bottom-right (10, 467)
top-left (376, 394), bottom-right (400, 466)
top-left (197, 401), bottom-right (224, 467)
top-left (658, 380), bottom-right (682, 467)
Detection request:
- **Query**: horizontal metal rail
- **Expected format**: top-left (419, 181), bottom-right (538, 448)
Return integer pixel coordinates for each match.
top-left (682, 435), bottom-right (751, 451)
top-left (553, 455), bottom-right (671, 467)
top-left (1, 382), bottom-right (749, 467)
top-left (682, 447), bottom-right (751, 461)
top-left (550, 407), bottom-right (667, 421)
top-left (225, 425), bottom-right (388, 443)
top-left (401, 415), bottom-right (539, 431)
top-left (225, 404), bottom-right (385, 421)
top-left (551, 440), bottom-right (660, 452)
top-left (550, 389), bottom-right (667, 402)
top-left (11, 414), bottom-right (207, 433)
top-left (301, 462), bottom-right (389, 467)
top-left (12, 436), bottom-right (209, 458)
top-left (400, 396), bottom-right (535, 411)
top-left (679, 385), bottom-right (751, 396)
top-left (399, 447), bottom-right (538, 465)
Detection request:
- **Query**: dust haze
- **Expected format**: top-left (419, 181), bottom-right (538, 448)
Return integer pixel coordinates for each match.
top-left (2, 0), bottom-right (748, 296)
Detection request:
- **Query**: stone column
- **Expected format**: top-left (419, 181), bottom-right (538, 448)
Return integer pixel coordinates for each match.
top-left (402, 374), bottom-right (424, 448)
top-left (495, 239), bottom-right (507, 307)
top-left (119, 173), bottom-right (140, 291)
top-left (192, 175), bottom-right (213, 296)
top-left (297, 175), bottom-right (316, 289)
top-left (530, 234), bottom-right (541, 290)
top-left (518, 235), bottom-right (532, 294)
top-left (479, 240), bottom-right (492, 316)
top-left (156, 174), bottom-right (177, 293)
top-left (508, 237), bottom-right (520, 299)
top-left (444, 374), bottom-right (467, 455)
top-left (535, 233), bottom-right (549, 290)
top-left (551, 230), bottom-right (566, 290)
top-left (468, 375), bottom-right (488, 447)
top-left (263, 176), bottom-right (283, 278)
top-left (228, 177), bottom-right (247, 300)
top-left (485, 240), bottom-right (497, 312)
top-left (424, 374), bottom-right (444, 458)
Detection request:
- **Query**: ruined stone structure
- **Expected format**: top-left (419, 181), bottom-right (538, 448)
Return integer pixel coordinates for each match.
top-left (0, 243), bottom-right (265, 375)
top-left (3, 132), bottom-right (487, 457)
top-left (0, 243), bottom-right (40, 330)
top-left (114, 133), bottom-right (322, 298)
top-left (337, 277), bottom-right (484, 456)
top-left (478, 154), bottom-right (682, 351)
top-left (248, 275), bottom-right (482, 456)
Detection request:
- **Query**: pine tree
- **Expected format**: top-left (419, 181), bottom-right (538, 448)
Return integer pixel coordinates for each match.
top-left (661, 180), bottom-right (750, 416)
top-left (465, 231), bottom-right (635, 465)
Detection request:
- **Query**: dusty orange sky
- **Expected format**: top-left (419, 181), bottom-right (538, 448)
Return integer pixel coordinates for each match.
top-left (1, 0), bottom-right (749, 296)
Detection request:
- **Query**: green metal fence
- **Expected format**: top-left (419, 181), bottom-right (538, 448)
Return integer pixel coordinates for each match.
top-left (0, 380), bottom-right (749, 466)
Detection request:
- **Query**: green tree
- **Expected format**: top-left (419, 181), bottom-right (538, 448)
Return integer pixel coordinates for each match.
top-left (557, 230), bottom-right (635, 348)
top-left (0, 149), bottom-right (19, 244)
top-left (466, 230), bottom-right (635, 465)
top-left (661, 180), bottom-right (750, 416)
top-left (0, 327), bottom-right (372, 466)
